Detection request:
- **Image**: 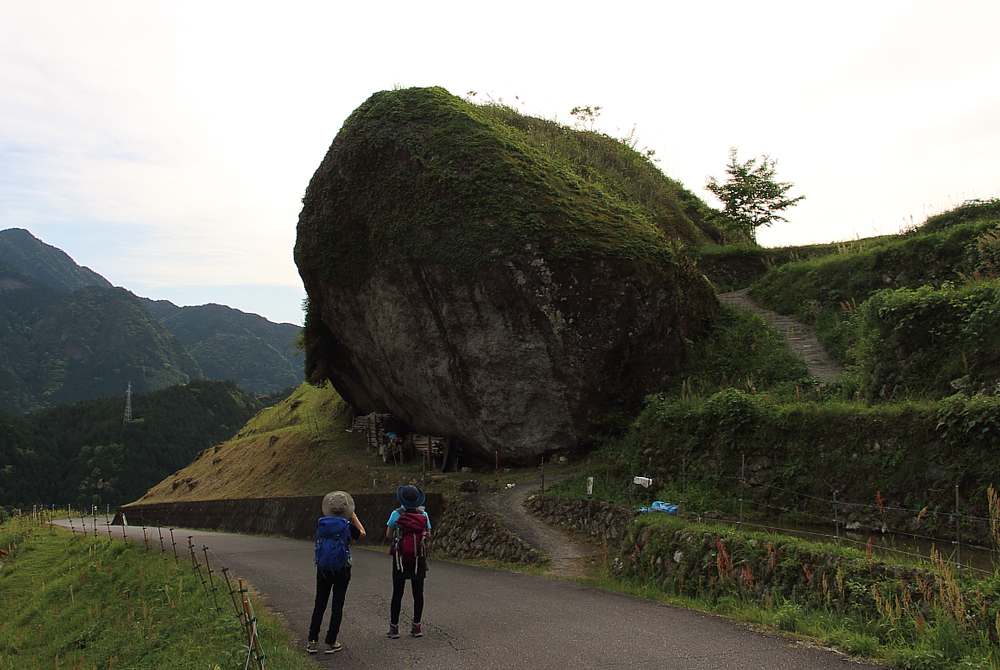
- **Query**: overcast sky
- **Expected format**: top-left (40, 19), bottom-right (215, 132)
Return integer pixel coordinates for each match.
top-left (2, 1), bottom-right (998, 326)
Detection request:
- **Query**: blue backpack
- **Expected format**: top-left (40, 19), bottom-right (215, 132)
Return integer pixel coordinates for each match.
top-left (314, 516), bottom-right (352, 573)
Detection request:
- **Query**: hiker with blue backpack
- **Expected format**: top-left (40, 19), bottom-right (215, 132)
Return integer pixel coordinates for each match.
top-left (307, 490), bottom-right (367, 654)
top-left (385, 485), bottom-right (431, 639)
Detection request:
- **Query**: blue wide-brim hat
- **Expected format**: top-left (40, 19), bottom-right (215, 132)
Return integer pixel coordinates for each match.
top-left (397, 485), bottom-right (425, 509)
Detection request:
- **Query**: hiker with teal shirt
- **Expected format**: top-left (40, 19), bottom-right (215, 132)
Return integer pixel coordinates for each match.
top-left (385, 485), bottom-right (431, 638)
top-left (307, 490), bottom-right (366, 655)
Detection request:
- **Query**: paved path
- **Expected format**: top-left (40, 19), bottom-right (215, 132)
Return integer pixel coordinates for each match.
top-left (54, 519), bottom-right (883, 669)
top-left (719, 289), bottom-right (843, 384)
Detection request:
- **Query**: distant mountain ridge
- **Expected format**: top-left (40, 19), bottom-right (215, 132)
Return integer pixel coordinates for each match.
top-left (0, 228), bottom-right (111, 292)
top-left (141, 299), bottom-right (302, 393)
top-left (0, 228), bottom-right (303, 414)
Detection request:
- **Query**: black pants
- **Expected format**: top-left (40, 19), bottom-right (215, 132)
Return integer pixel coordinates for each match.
top-left (390, 568), bottom-right (424, 625)
top-left (308, 566), bottom-right (351, 644)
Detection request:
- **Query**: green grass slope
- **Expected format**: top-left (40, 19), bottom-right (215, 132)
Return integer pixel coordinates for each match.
top-left (744, 198), bottom-right (1000, 399)
top-left (0, 516), bottom-right (314, 670)
top-left (295, 86), bottom-right (716, 291)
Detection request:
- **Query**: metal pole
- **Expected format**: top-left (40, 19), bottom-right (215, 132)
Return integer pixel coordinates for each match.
top-left (955, 484), bottom-right (962, 570)
top-left (833, 492), bottom-right (840, 544)
top-left (738, 453), bottom-right (745, 530)
top-left (540, 456), bottom-right (545, 494)
top-left (629, 464), bottom-right (634, 509)
top-left (682, 457), bottom-right (687, 519)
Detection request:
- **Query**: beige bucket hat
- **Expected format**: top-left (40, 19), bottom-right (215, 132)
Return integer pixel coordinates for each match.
top-left (322, 491), bottom-right (355, 519)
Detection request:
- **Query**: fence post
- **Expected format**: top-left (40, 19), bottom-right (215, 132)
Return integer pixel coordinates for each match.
top-left (955, 484), bottom-right (962, 571)
top-left (738, 453), bottom-right (745, 531)
top-left (202, 546), bottom-right (222, 611)
top-left (681, 458), bottom-right (686, 519)
top-left (833, 492), bottom-right (840, 545)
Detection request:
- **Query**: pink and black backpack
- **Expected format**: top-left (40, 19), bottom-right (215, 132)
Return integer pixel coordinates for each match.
top-left (390, 509), bottom-right (428, 571)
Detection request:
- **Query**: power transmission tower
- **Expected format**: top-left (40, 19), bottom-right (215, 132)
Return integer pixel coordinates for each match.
top-left (123, 382), bottom-right (133, 425)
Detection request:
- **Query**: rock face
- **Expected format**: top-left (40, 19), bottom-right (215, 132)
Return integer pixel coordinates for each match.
top-left (295, 87), bottom-right (717, 462)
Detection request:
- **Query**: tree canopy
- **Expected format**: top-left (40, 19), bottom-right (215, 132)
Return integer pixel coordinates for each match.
top-left (706, 148), bottom-right (805, 244)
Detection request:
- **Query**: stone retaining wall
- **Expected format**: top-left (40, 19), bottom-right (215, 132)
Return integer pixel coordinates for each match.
top-left (118, 493), bottom-right (443, 547)
top-left (527, 495), bottom-right (635, 546)
top-left (526, 494), bottom-right (993, 639)
top-left (118, 493), bottom-right (539, 564)
top-left (433, 495), bottom-right (540, 564)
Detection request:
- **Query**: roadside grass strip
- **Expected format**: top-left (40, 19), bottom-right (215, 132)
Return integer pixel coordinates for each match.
top-left (0, 516), bottom-right (315, 670)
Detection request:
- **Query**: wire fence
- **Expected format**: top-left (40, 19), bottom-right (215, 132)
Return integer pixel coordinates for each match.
top-left (585, 460), bottom-right (1000, 575)
top-left (26, 508), bottom-right (270, 670)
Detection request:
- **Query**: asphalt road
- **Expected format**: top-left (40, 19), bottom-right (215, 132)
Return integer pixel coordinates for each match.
top-left (54, 520), bottom-right (885, 669)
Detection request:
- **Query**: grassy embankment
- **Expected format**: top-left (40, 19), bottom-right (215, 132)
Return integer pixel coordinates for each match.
top-left (574, 511), bottom-right (1000, 670)
top-left (0, 515), bottom-right (315, 670)
top-left (137, 382), bottom-right (571, 505)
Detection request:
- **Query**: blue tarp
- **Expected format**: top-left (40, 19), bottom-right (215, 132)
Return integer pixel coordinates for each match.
top-left (638, 501), bottom-right (679, 514)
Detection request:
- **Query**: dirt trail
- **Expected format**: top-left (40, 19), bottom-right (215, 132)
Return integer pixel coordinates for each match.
top-left (719, 288), bottom-right (843, 384)
top-left (471, 478), bottom-right (593, 579)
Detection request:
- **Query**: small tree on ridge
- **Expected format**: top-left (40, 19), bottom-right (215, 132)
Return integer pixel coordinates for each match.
top-left (706, 148), bottom-right (805, 244)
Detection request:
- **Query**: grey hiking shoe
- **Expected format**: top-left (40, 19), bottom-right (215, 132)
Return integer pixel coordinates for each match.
top-left (410, 621), bottom-right (422, 637)
top-left (387, 623), bottom-right (399, 638)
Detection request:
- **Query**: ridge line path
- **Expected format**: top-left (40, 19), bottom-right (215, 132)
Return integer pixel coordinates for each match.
top-left (52, 518), bottom-right (883, 669)
top-left (719, 288), bottom-right (844, 384)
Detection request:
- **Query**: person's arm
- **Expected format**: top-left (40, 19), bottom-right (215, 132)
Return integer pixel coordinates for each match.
top-left (386, 508), bottom-right (398, 540)
top-left (351, 512), bottom-right (367, 540)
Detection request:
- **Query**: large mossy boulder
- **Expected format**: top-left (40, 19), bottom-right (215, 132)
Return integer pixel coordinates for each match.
top-left (294, 87), bottom-right (717, 462)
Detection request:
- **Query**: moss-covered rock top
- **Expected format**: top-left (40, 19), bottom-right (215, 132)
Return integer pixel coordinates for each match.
top-left (295, 86), bottom-right (714, 289)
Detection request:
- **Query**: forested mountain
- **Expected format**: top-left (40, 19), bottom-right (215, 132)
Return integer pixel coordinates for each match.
top-left (140, 300), bottom-right (302, 394)
top-left (0, 276), bottom-right (202, 414)
top-left (0, 379), bottom-right (273, 508)
top-left (0, 228), bottom-right (303, 412)
top-left (0, 228), bottom-right (111, 292)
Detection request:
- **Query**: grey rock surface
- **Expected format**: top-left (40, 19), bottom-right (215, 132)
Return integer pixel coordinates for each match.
top-left (306, 254), bottom-right (699, 462)
top-left (295, 87), bottom-right (716, 463)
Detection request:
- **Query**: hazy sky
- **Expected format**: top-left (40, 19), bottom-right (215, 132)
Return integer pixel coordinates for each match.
top-left (2, 1), bottom-right (998, 325)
